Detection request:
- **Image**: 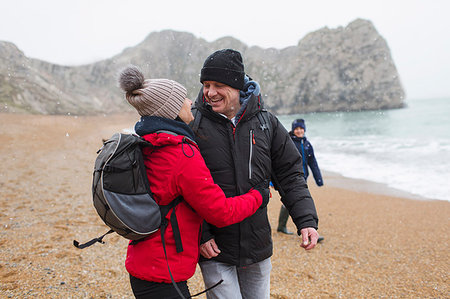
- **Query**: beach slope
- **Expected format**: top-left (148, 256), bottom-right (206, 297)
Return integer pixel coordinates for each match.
top-left (0, 113), bottom-right (448, 298)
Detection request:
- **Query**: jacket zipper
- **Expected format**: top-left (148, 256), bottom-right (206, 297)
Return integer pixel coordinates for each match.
top-left (300, 139), bottom-right (307, 178)
top-left (249, 130), bottom-right (254, 179)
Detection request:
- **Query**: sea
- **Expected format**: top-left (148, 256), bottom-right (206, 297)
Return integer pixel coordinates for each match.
top-left (277, 97), bottom-right (450, 202)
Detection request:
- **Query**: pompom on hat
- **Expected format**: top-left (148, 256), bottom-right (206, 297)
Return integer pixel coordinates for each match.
top-left (200, 49), bottom-right (245, 90)
top-left (292, 118), bottom-right (306, 132)
top-left (119, 65), bottom-right (186, 119)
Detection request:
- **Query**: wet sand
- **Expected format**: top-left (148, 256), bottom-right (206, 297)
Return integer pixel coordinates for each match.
top-left (0, 113), bottom-right (448, 298)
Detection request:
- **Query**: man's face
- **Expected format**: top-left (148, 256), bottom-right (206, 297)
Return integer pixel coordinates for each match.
top-left (294, 127), bottom-right (305, 138)
top-left (203, 81), bottom-right (240, 119)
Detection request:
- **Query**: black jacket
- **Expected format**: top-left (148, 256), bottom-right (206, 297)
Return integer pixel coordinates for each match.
top-left (192, 87), bottom-right (318, 266)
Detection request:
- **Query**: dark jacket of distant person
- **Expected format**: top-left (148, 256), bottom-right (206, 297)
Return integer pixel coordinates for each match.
top-left (290, 133), bottom-right (323, 186)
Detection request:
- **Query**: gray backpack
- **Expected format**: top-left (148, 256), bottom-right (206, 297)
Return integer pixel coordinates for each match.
top-left (73, 133), bottom-right (182, 249)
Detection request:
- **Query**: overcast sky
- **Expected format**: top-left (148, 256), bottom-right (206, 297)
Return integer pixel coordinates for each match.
top-left (1, 0), bottom-right (449, 100)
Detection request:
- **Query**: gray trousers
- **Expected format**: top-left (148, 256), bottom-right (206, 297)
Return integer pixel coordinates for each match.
top-left (199, 258), bottom-right (272, 299)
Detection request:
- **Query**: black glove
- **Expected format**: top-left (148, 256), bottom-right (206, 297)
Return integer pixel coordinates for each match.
top-left (253, 180), bottom-right (270, 209)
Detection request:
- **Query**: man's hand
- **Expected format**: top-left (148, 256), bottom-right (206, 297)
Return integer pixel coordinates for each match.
top-left (300, 227), bottom-right (319, 250)
top-left (200, 239), bottom-right (221, 259)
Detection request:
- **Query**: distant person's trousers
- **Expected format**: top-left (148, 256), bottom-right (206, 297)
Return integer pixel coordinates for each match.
top-left (199, 257), bottom-right (271, 299)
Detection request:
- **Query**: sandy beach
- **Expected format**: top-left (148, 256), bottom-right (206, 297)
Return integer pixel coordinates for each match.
top-left (0, 113), bottom-right (448, 298)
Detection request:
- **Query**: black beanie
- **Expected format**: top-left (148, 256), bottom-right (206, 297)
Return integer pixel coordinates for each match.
top-left (200, 49), bottom-right (245, 90)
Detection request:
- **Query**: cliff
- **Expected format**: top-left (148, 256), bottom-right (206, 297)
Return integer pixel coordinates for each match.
top-left (0, 19), bottom-right (405, 115)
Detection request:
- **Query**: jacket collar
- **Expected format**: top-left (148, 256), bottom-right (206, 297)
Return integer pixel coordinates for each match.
top-left (135, 116), bottom-right (196, 141)
top-left (290, 133), bottom-right (307, 142)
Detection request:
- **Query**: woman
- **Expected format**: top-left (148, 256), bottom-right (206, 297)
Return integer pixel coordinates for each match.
top-left (118, 65), bottom-right (268, 298)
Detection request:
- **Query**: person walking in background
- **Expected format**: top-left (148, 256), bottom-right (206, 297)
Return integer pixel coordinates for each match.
top-left (191, 49), bottom-right (319, 299)
top-left (277, 119), bottom-right (324, 241)
top-left (118, 65), bottom-right (268, 299)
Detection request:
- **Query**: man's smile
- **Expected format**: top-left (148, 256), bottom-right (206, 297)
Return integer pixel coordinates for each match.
top-left (209, 98), bottom-right (223, 103)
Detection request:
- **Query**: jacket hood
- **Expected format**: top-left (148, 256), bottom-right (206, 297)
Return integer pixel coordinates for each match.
top-left (135, 116), bottom-right (197, 147)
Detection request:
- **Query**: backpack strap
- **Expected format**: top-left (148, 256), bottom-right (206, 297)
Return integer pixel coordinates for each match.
top-left (191, 108), bottom-right (202, 133)
top-left (159, 196), bottom-right (186, 298)
top-left (159, 196), bottom-right (184, 253)
top-left (73, 229), bottom-right (114, 249)
top-left (256, 109), bottom-right (272, 141)
top-left (256, 110), bottom-right (285, 197)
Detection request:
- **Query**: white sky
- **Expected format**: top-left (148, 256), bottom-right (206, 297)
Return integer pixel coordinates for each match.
top-left (1, 0), bottom-right (449, 100)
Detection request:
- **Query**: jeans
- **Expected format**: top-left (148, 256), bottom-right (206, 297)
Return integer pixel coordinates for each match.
top-left (199, 258), bottom-right (272, 299)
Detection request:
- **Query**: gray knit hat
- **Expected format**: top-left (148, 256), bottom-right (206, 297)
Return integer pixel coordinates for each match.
top-left (119, 65), bottom-right (186, 119)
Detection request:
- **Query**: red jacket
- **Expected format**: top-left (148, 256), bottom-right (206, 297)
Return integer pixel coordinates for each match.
top-left (125, 132), bottom-right (262, 283)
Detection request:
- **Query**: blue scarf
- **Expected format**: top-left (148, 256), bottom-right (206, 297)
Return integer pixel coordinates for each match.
top-left (239, 75), bottom-right (260, 103)
top-left (234, 76), bottom-right (261, 120)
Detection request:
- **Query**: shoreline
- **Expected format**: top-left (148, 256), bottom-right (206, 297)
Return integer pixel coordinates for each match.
top-left (2, 112), bottom-right (444, 203)
top-left (321, 170), bottom-right (436, 202)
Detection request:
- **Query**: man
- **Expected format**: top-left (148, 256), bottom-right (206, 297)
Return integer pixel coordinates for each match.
top-left (191, 49), bottom-right (319, 299)
top-left (277, 118), bottom-right (324, 237)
